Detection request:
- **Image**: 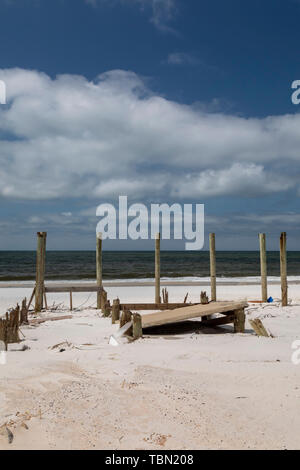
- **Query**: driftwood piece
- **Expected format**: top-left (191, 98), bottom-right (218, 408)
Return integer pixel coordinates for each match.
top-left (29, 315), bottom-right (73, 325)
top-left (183, 293), bottom-right (189, 304)
top-left (249, 318), bottom-right (270, 337)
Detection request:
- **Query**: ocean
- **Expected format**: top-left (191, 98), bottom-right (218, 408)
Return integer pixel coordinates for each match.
top-left (0, 251), bottom-right (300, 282)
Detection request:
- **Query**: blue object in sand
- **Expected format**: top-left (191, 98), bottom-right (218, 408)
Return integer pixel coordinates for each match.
top-left (267, 296), bottom-right (273, 303)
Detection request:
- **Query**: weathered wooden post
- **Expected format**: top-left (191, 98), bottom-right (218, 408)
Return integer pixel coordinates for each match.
top-left (155, 232), bottom-right (161, 304)
top-left (259, 233), bottom-right (268, 302)
top-left (96, 232), bottom-right (102, 309)
top-left (132, 313), bottom-right (143, 340)
top-left (112, 298), bottom-right (120, 324)
top-left (35, 232), bottom-right (47, 313)
top-left (280, 232), bottom-right (288, 307)
top-left (209, 233), bottom-right (216, 302)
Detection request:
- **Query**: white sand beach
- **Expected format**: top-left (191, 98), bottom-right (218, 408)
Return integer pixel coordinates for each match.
top-left (1, 282), bottom-right (300, 450)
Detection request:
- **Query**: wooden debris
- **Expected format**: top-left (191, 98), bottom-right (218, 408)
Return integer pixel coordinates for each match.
top-left (112, 298), bottom-right (120, 324)
top-left (183, 293), bottom-right (189, 304)
top-left (20, 298), bottom-right (29, 325)
top-left (132, 313), bottom-right (143, 340)
top-left (103, 300), bottom-right (111, 317)
top-left (120, 309), bottom-right (132, 328)
top-left (0, 307), bottom-right (21, 351)
top-left (249, 318), bottom-right (270, 337)
top-left (200, 291), bottom-right (209, 304)
top-left (29, 315), bottom-right (73, 325)
top-left (162, 288), bottom-right (169, 304)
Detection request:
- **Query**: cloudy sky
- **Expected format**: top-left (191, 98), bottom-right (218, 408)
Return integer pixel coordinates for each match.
top-left (1, 0), bottom-right (300, 250)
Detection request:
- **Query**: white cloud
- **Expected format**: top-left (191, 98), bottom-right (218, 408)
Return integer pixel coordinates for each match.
top-left (1, 67), bottom-right (300, 202)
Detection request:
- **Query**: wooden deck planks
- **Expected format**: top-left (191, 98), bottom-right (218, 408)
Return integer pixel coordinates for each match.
top-left (141, 301), bottom-right (248, 329)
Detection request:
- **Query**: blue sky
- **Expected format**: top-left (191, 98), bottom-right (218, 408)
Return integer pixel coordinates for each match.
top-left (1, 0), bottom-right (300, 250)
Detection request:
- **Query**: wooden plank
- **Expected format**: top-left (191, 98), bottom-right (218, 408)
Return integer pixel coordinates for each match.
top-left (141, 301), bottom-right (248, 329)
top-left (29, 315), bottom-right (73, 325)
top-left (119, 303), bottom-right (198, 311)
top-left (45, 285), bottom-right (103, 293)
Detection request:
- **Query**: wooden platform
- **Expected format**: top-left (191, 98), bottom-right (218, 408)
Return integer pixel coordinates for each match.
top-left (140, 301), bottom-right (248, 332)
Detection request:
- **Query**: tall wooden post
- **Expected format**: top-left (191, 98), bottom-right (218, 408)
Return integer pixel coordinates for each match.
top-left (259, 233), bottom-right (268, 302)
top-left (155, 233), bottom-right (161, 304)
top-left (280, 232), bottom-right (288, 307)
top-left (96, 232), bottom-right (102, 309)
top-left (35, 232), bottom-right (47, 313)
top-left (209, 233), bottom-right (216, 302)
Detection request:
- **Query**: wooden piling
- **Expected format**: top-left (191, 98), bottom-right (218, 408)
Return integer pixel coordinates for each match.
top-left (155, 232), bottom-right (161, 304)
top-left (35, 232), bottom-right (47, 313)
top-left (132, 313), bottom-right (143, 340)
top-left (96, 232), bottom-right (102, 309)
top-left (259, 233), bottom-right (268, 302)
top-left (233, 308), bottom-right (246, 333)
top-left (112, 298), bottom-right (120, 324)
top-left (280, 232), bottom-right (288, 307)
top-left (209, 233), bottom-right (216, 302)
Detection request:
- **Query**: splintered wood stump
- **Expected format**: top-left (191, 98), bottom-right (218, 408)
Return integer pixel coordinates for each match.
top-left (132, 313), bottom-right (143, 340)
top-left (162, 288), bottom-right (169, 304)
top-left (120, 309), bottom-right (132, 328)
top-left (111, 298), bottom-right (120, 324)
top-left (101, 290), bottom-right (108, 312)
top-left (0, 307), bottom-right (21, 350)
top-left (20, 298), bottom-right (28, 325)
top-left (200, 291), bottom-right (209, 304)
top-left (103, 300), bottom-right (111, 318)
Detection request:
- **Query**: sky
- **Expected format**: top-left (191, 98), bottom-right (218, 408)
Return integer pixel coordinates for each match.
top-left (1, 0), bottom-right (300, 250)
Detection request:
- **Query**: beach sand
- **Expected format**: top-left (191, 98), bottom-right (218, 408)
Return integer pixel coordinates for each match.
top-left (1, 282), bottom-right (300, 450)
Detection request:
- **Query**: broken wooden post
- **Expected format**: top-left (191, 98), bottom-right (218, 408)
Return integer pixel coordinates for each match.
top-left (233, 308), bottom-right (245, 333)
top-left (96, 232), bottom-right (102, 309)
top-left (162, 288), bottom-right (169, 304)
top-left (280, 232), bottom-right (288, 307)
top-left (259, 233), bottom-right (268, 302)
top-left (249, 318), bottom-right (270, 337)
top-left (103, 300), bottom-right (111, 317)
top-left (35, 232), bottom-right (47, 313)
top-left (155, 232), bottom-right (161, 304)
top-left (132, 313), bottom-right (143, 340)
top-left (120, 309), bottom-right (132, 329)
top-left (20, 298), bottom-right (28, 325)
top-left (209, 233), bottom-right (216, 302)
top-left (200, 291), bottom-right (209, 304)
top-left (112, 298), bottom-right (120, 324)
top-left (0, 308), bottom-right (21, 351)
top-left (101, 289), bottom-right (107, 312)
